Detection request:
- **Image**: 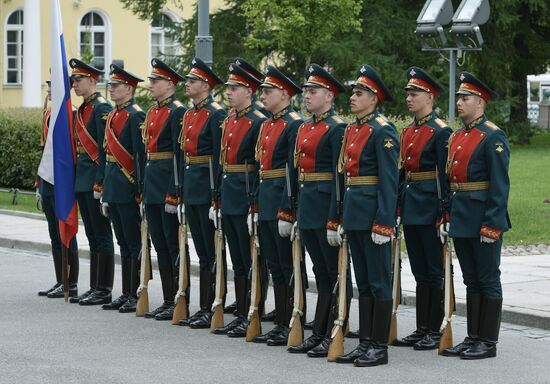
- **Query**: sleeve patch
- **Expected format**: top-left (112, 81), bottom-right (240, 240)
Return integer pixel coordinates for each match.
top-left (383, 137), bottom-right (395, 150)
top-left (495, 142), bottom-right (505, 153)
top-left (101, 112), bottom-right (109, 120)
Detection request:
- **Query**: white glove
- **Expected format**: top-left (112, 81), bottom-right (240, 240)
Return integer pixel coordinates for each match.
top-left (327, 229), bottom-right (342, 247)
top-left (93, 190), bottom-right (102, 200)
top-left (290, 222), bottom-right (300, 242)
top-left (372, 232), bottom-right (391, 245)
top-left (35, 189), bottom-right (42, 210)
top-left (480, 235), bottom-right (496, 244)
top-left (209, 206), bottom-right (221, 228)
top-left (164, 203), bottom-right (178, 215)
top-left (396, 216), bottom-right (401, 226)
top-left (140, 202), bottom-right (145, 217)
top-left (278, 220), bottom-right (293, 238)
top-left (177, 203), bottom-right (185, 224)
top-left (101, 202), bottom-right (109, 218)
top-left (439, 222), bottom-right (449, 244)
top-left (247, 212), bottom-right (258, 235)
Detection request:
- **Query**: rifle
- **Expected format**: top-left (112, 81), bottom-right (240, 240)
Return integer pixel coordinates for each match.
top-left (436, 166), bottom-right (455, 353)
top-left (136, 152), bottom-right (152, 316)
top-left (327, 167), bottom-right (347, 361)
top-left (245, 162), bottom-right (262, 341)
top-left (388, 224), bottom-right (402, 344)
top-left (287, 164), bottom-right (305, 347)
top-left (210, 158), bottom-right (227, 331)
top-left (172, 157), bottom-right (189, 324)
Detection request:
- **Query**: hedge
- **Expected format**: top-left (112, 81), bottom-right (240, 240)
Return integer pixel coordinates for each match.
top-left (0, 108), bottom-right (42, 189)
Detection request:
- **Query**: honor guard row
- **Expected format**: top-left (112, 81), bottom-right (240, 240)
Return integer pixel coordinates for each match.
top-left (37, 56), bottom-right (509, 367)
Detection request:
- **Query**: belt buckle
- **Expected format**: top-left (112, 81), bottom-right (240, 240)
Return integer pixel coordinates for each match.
top-left (185, 154), bottom-right (190, 163)
top-left (406, 171), bottom-right (412, 180)
top-left (299, 173), bottom-right (305, 181)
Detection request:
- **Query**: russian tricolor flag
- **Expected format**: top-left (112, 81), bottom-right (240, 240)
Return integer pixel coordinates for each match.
top-left (38, 0), bottom-right (78, 248)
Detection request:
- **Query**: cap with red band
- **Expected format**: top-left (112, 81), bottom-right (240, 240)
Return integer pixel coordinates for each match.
top-left (69, 58), bottom-right (103, 81)
top-left (109, 64), bottom-right (143, 88)
top-left (303, 64), bottom-right (346, 96)
top-left (352, 64), bottom-right (393, 103)
top-left (225, 63), bottom-right (262, 91)
top-left (456, 71), bottom-right (498, 102)
top-left (260, 65), bottom-right (302, 97)
top-left (148, 58), bottom-right (185, 85)
top-left (186, 57), bottom-right (223, 88)
top-left (404, 66), bottom-right (444, 97)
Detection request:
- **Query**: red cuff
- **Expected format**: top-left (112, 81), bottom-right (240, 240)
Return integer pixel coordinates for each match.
top-left (396, 207), bottom-right (401, 217)
top-left (435, 212), bottom-right (450, 228)
top-left (480, 225), bottom-right (501, 240)
top-left (277, 209), bottom-right (295, 223)
top-left (371, 223), bottom-right (393, 237)
top-left (93, 183), bottom-right (103, 193)
top-left (165, 194), bottom-right (181, 206)
top-left (249, 204), bottom-right (259, 214)
top-left (211, 199), bottom-right (221, 209)
top-left (135, 194), bottom-right (142, 204)
top-left (326, 219), bottom-right (341, 231)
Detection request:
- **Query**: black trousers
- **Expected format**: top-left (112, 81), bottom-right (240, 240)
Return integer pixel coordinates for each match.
top-left (403, 225), bottom-right (444, 289)
top-left (186, 204), bottom-right (215, 272)
top-left (110, 203), bottom-right (141, 260)
top-left (76, 191), bottom-right (113, 255)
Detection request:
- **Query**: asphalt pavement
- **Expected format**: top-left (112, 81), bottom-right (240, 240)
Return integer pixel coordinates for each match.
top-left (0, 247), bottom-right (549, 384)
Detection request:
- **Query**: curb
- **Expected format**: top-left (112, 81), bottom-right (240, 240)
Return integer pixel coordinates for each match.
top-left (3, 236), bottom-right (549, 331)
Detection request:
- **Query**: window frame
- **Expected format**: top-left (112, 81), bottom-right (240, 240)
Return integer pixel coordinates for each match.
top-left (77, 9), bottom-right (112, 83)
top-left (148, 10), bottom-right (181, 64)
top-left (4, 8), bottom-right (24, 86)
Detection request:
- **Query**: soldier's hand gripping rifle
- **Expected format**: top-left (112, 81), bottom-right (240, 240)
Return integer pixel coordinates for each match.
top-left (327, 168), bottom-right (347, 361)
top-left (287, 165), bottom-right (305, 347)
top-left (172, 157), bottom-right (190, 324)
top-left (136, 152), bottom-right (152, 317)
top-left (245, 162), bottom-right (262, 341)
top-left (388, 221), bottom-right (402, 344)
top-left (437, 166), bottom-right (455, 354)
top-left (210, 158), bottom-right (227, 331)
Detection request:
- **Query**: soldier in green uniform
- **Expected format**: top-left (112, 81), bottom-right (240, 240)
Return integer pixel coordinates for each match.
top-left (142, 59), bottom-right (186, 320)
top-left (100, 64), bottom-right (146, 313)
top-left (286, 64), bottom-right (347, 357)
top-left (334, 64), bottom-right (399, 367)
top-left (394, 67), bottom-right (452, 349)
top-left (250, 65), bottom-right (303, 345)
top-left (68, 59), bottom-right (115, 306)
top-left (177, 57), bottom-right (227, 328)
top-left (37, 80), bottom-right (79, 298)
top-left (441, 72), bottom-right (510, 360)
top-left (210, 63), bottom-right (267, 337)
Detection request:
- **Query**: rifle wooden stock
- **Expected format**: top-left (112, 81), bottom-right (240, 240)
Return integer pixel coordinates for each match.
top-left (136, 217), bottom-right (151, 317)
top-left (388, 234), bottom-right (401, 344)
top-left (327, 235), bottom-right (348, 362)
top-left (210, 226), bottom-right (226, 331)
top-left (246, 231), bottom-right (262, 341)
top-left (172, 224), bottom-right (190, 324)
top-left (287, 236), bottom-right (305, 347)
top-left (438, 241), bottom-right (455, 354)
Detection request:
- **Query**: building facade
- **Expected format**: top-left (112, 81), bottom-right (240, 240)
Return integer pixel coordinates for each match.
top-left (0, 0), bottom-right (223, 108)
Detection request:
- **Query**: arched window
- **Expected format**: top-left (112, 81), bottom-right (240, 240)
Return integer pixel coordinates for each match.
top-left (150, 12), bottom-right (179, 59)
top-left (4, 9), bottom-right (24, 84)
top-left (78, 11), bottom-right (110, 78)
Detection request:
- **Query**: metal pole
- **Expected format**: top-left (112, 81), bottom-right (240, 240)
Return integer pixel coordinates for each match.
top-left (195, 0), bottom-right (213, 66)
top-left (448, 49), bottom-right (457, 126)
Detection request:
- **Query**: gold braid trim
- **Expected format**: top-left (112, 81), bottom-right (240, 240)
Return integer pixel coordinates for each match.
top-left (141, 108), bottom-right (153, 145)
top-left (255, 120), bottom-right (267, 162)
top-left (219, 117), bottom-right (228, 166)
top-left (293, 123), bottom-right (305, 168)
top-left (337, 125), bottom-right (350, 174)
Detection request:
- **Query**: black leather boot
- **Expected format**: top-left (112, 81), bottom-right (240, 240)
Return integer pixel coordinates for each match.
top-left (181, 271), bottom-right (209, 326)
top-left (415, 287), bottom-right (444, 350)
top-left (288, 292), bottom-right (331, 353)
top-left (119, 258), bottom-right (140, 313)
top-left (103, 257), bottom-right (131, 310)
top-left (354, 299), bottom-right (392, 367)
top-left (255, 285), bottom-right (285, 343)
top-left (304, 319), bottom-right (314, 330)
top-left (224, 301), bottom-right (237, 314)
top-left (227, 277), bottom-right (250, 337)
top-left (460, 296), bottom-right (502, 360)
top-left (144, 302), bottom-right (171, 318)
top-left (214, 276), bottom-right (246, 334)
top-left (261, 309), bottom-right (276, 322)
top-left (47, 283), bottom-right (78, 298)
top-left (154, 267), bottom-right (176, 320)
top-left (394, 283), bottom-right (430, 346)
top-left (442, 293), bottom-right (481, 356)
top-left (39, 249), bottom-right (62, 296)
top-left (266, 285), bottom-right (291, 346)
top-left (70, 251), bottom-right (97, 303)
top-left (80, 253), bottom-right (114, 306)
top-left (308, 292), bottom-right (338, 358)
top-left (189, 272), bottom-right (215, 328)
top-left (336, 296), bottom-right (374, 364)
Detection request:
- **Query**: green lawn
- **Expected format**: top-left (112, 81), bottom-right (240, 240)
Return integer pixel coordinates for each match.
top-left (507, 132), bottom-right (550, 245)
top-left (1, 132), bottom-right (549, 245)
